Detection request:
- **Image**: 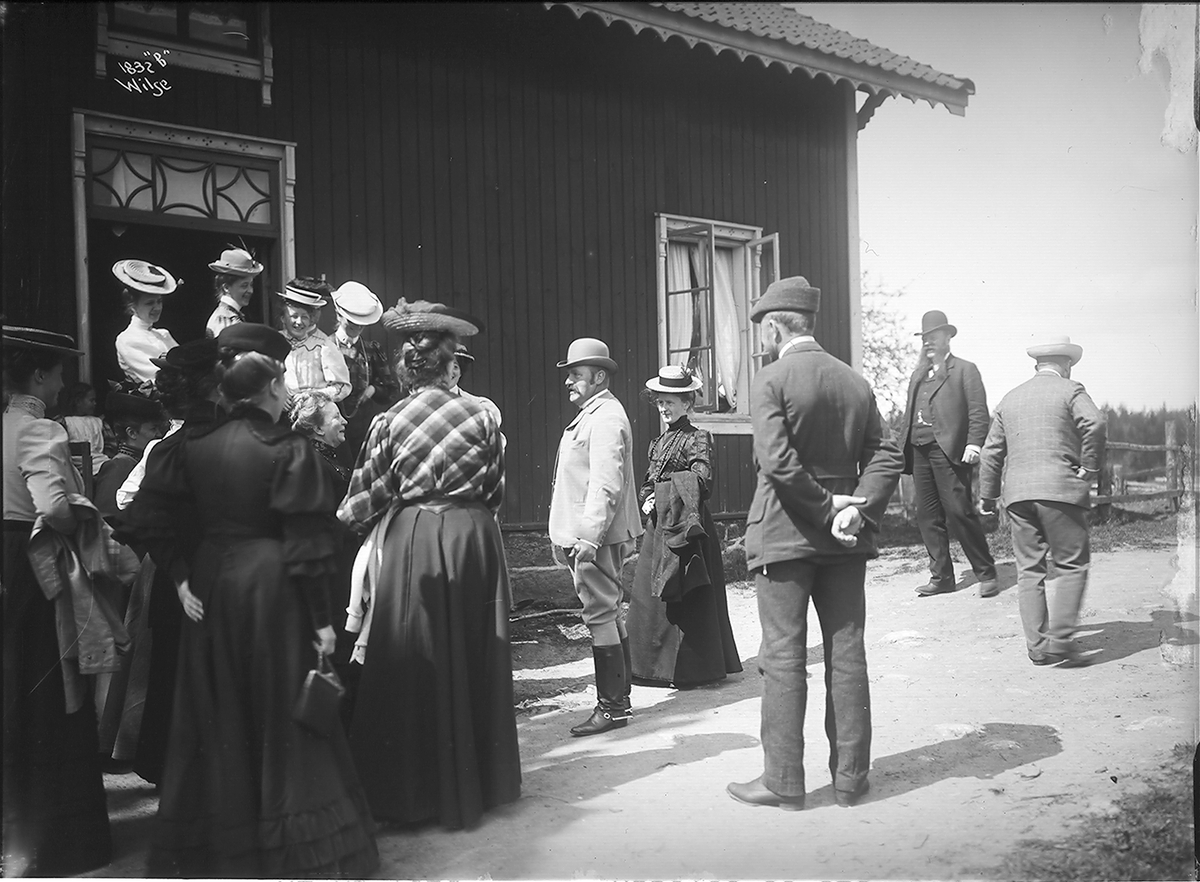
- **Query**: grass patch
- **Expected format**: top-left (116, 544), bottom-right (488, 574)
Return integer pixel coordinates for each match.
top-left (994, 743), bottom-right (1196, 881)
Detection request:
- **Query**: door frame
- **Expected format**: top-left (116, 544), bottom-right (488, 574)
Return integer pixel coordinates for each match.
top-left (71, 109), bottom-right (296, 381)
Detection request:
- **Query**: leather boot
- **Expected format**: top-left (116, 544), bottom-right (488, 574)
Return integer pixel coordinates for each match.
top-left (570, 645), bottom-right (629, 737)
top-left (618, 636), bottom-right (633, 717)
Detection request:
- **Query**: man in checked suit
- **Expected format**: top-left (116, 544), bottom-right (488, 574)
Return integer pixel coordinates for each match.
top-left (548, 338), bottom-right (644, 736)
top-left (901, 310), bottom-right (999, 597)
top-left (727, 277), bottom-right (903, 811)
top-left (978, 335), bottom-right (1106, 666)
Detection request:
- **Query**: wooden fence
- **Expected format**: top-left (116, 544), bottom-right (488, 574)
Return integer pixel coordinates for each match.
top-left (1095, 420), bottom-right (1193, 520)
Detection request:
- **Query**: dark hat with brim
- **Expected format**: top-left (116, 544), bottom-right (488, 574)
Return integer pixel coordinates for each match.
top-left (749, 277), bottom-right (821, 323)
top-left (105, 391), bottom-right (165, 421)
top-left (382, 299), bottom-right (479, 336)
top-left (454, 342), bottom-right (475, 363)
top-left (916, 310), bottom-right (957, 337)
top-left (2, 325), bottom-right (83, 356)
top-left (1026, 335), bottom-right (1083, 366)
top-left (150, 338), bottom-right (220, 372)
top-left (217, 322), bottom-right (291, 363)
top-left (556, 337), bottom-right (617, 373)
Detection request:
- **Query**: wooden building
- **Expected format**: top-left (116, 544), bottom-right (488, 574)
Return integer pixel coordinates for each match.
top-left (2, 1), bottom-right (972, 527)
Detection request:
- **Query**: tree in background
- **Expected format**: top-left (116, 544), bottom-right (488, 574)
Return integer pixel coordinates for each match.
top-left (859, 272), bottom-right (914, 432)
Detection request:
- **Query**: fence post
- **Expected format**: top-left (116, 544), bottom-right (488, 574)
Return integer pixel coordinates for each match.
top-left (1096, 444), bottom-right (1111, 523)
top-left (1166, 420), bottom-right (1179, 512)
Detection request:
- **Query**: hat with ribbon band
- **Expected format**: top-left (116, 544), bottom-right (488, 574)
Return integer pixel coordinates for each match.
top-left (113, 259), bottom-right (180, 295)
top-left (209, 248), bottom-right (264, 277)
top-left (645, 364), bottom-right (702, 393)
top-left (331, 281), bottom-right (384, 325)
top-left (1026, 335), bottom-right (1083, 366)
top-left (2, 325), bottom-right (83, 356)
top-left (278, 277), bottom-right (332, 309)
top-left (556, 338), bottom-right (617, 373)
top-left (381, 299), bottom-right (479, 336)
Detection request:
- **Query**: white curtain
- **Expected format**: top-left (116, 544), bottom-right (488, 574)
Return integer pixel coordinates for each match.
top-left (690, 242), bottom-right (741, 408)
top-left (666, 242), bottom-right (694, 367)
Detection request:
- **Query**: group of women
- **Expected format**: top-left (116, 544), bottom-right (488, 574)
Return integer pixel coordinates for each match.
top-left (3, 244), bottom-right (742, 877)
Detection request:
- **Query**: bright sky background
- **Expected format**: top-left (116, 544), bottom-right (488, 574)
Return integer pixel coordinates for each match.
top-left (790, 2), bottom-right (1198, 412)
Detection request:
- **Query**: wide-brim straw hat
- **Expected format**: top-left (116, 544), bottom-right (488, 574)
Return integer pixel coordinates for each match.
top-left (381, 299), bottom-right (479, 336)
top-left (429, 305), bottom-right (485, 334)
top-left (1026, 335), bottom-right (1083, 365)
top-left (916, 310), bottom-right (957, 337)
top-left (2, 325), bottom-right (83, 356)
top-left (645, 364), bottom-right (702, 393)
top-left (331, 281), bottom-right (384, 325)
top-left (113, 259), bottom-right (179, 295)
top-left (208, 248), bottom-right (264, 276)
top-left (556, 337), bottom-right (617, 373)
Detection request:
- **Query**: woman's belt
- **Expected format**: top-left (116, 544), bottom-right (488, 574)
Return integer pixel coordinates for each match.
top-left (408, 497), bottom-right (483, 514)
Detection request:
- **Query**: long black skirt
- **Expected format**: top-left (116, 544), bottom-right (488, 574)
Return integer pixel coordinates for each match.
top-left (2, 524), bottom-right (112, 876)
top-left (349, 502), bottom-right (522, 830)
top-left (627, 505), bottom-right (743, 687)
top-left (149, 534), bottom-right (378, 878)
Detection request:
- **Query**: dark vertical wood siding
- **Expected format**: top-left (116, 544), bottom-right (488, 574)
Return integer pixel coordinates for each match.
top-left (3, 1), bottom-right (854, 522)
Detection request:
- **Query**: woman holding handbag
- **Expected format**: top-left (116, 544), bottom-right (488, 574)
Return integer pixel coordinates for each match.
top-left (121, 323), bottom-right (378, 878)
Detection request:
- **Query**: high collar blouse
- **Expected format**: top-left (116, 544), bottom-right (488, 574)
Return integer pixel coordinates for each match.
top-left (3, 394), bottom-right (84, 528)
top-left (283, 328), bottom-right (351, 403)
top-left (116, 314), bottom-right (179, 386)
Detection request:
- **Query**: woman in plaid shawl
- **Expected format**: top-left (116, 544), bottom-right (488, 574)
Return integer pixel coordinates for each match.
top-left (337, 300), bottom-right (520, 831)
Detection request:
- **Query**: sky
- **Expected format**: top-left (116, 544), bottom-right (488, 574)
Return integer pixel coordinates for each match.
top-left (789, 3), bottom-right (1198, 412)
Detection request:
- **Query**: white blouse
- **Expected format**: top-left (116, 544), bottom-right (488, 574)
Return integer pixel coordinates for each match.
top-left (62, 415), bottom-right (110, 475)
top-left (3, 394), bottom-right (84, 529)
top-left (116, 315), bottom-right (179, 386)
top-left (284, 328), bottom-right (351, 402)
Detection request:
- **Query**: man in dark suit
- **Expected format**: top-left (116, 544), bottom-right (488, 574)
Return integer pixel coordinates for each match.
top-left (901, 310), bottom-right (998, 597)
top-left (726, 277), bottom-right (903, 811)
top-left (978, 336), bottom-right (1106, 666)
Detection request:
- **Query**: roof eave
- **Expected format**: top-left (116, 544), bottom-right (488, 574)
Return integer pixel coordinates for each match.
top-left (547, 1), bottom-right (972, 117)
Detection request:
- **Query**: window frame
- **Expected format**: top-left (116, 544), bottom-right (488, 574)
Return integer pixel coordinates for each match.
top-left (95, 2), bottom-right (275, 107)
top-left (655, 213), bottom-right (780, 435)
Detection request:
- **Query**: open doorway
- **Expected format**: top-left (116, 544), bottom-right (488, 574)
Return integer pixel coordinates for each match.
top-left (87, 220), bottom-right (276, 390)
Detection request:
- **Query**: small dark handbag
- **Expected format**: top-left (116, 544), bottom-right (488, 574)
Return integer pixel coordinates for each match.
top-left (292, 652), bottom-right (345, 738)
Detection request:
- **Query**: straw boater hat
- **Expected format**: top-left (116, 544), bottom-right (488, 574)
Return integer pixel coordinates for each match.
top-left (645, 364), bottom-right (702, 393)
top-left (331, 281), bottom-right (384, 326)
top-left (380, 299), bottom-right (479, 336)
top-left (112, 259), bottom-right (179, 295)
top-left (278, 277), bottom-right (333, 309)
top-left (915, 310), bottom-right (957, 337)
top-left (2, 325), bottom-right (83, 356)
top-left (1026, 335), bottom-right (1083, 366)
top-left (208, 248), bottom-right (264, 276)
top-left (556, 338), bottom-right (617, 373)
top-left (150, 337), bottom-right (220, 372)
top-left (216, 323), bottom-right (292, 362)
top-left (749, 277), bottom-right (821, 322)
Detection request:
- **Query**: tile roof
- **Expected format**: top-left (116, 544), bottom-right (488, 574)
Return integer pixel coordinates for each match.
top-left (546, 2), bottom-right (975, 118)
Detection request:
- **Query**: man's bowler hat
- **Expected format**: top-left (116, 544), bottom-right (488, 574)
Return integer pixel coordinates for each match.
top-left (556, 338), bottom-right (617, 373)
top-left (749, 277), bottom-right (821, 323)
top-left (916, 310), bottom-right (957, 337)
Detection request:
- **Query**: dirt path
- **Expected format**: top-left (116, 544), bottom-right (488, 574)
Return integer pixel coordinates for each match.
top-left (93, 545), bottom-right (1197, 879)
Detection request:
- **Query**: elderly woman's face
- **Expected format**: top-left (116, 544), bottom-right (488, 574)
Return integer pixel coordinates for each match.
top-left (284, 303), bottom-right (317, 339)
top-left (317, 400), bottom-right (346, 447)
top-left (224, 276), bottom-right (255, 307)
top-left (134, 293), bottom-right (164, 326)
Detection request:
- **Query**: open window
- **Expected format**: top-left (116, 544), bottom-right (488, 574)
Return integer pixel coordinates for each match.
top-left (656, 214), bottom-right (779, 433)
top-left (96, 2), bottom-right (274, 106)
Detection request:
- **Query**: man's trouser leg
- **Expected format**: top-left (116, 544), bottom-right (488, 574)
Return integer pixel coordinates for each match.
top-left (1006, 501), bottom-right (1051, 658)
top-left (913, 444), bottom-right (954, 587)
top-left (811, 558), bottom-right (871, 796)
top-left (1039, 502), bottom-right (1091, 656)
top-left (934, 448), bottom-right (997, 581)
top-left (569, 541), bottom-right (634, 733)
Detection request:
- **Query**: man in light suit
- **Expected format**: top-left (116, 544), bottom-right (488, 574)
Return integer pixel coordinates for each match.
top-left (726, 277), bottom-right (903, 811)
top-left (978, 335), bottom-right (1106, 666)
top-left (901, 310), bottom-right (998, 597)
top-left (548, 338), bottom-right (644, 736)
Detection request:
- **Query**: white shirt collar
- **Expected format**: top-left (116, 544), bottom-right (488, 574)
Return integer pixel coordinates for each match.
top-left (219, 294), bottom-right (243, 312)
top-left (777, 335), bottom-right (815, 359)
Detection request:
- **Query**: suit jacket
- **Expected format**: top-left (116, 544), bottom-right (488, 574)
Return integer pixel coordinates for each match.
top-left (548, 389), bottom-right (644, 548)
top-left (901, 353), bottom-right (989, 472)
top-left (746, 340), bottom-right (903, 569)
top-left (979, 372), bottom-right (1106, 508)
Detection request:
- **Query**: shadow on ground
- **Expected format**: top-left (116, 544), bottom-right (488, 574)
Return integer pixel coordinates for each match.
top-left (1075, 609), bottom-right (1198, 666)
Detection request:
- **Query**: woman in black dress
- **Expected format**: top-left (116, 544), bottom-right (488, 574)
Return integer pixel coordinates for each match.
top-left (338, 301), bottom-right (521, 830)
top-left (627, 365), bottom-right (742, 688)
top-left (2, 326), bottom-right (112, 876)
top-left (122, 324), bottom-right (378, 877)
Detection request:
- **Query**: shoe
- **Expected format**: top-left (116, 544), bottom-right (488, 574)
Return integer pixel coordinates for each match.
top-left (834, 780), bottom-right (870, 807)
top-left (569, 705), bottom-right (628, 736)
top-left (570, 645), bottom-right (630, 737)
top-left (726, 777), bottom-right (805, 811)
top-left (915, 582), bottom-right (956, 596)
top-left (978, 579), bottom-right (1000, 598)
top-left (1031, 650), bottom-right (1093, 667)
